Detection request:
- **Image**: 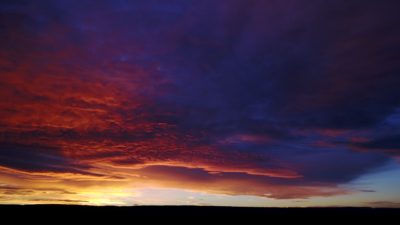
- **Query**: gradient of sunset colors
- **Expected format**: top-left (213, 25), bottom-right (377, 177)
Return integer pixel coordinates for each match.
top-left (0, 0), bottom-right (400, 207)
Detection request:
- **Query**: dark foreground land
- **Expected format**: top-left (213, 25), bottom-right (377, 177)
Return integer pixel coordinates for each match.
top-left (0, 205), bottom-right (399, 224)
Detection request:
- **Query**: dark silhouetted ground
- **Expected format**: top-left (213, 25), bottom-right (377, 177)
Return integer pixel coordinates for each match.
top-left (0, 205), bottom-right (398, 224)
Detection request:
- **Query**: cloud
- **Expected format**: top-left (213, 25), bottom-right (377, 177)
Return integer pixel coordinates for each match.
top-left (0, 0), bottom-right (399, 205)
top-left (351, 135), bottom-right (400, 156)
top-left (360, 189), bottom-right (376, 193)
top-left (365, 201), bottom-right (400, 208)
top-left (137, 165), bottom-right (347, 199)
top-left (0, 143), bottom-right (91, 174)
top-left (0, 185), bottom-right (75, 196)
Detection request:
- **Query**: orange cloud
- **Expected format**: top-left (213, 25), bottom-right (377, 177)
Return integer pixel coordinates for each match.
top-left (0, 61), bottom-right (306, 203)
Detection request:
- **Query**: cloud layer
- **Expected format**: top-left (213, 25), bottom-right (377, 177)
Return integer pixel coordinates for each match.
top-left (0, 0), bottom-right (399, 205)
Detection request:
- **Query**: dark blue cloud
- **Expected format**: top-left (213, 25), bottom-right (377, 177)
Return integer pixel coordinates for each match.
top-left (0, 143), bottom-right (92, 174)
top-left (357, 135), bottom-right (400, 150)
top-left (352, 135), bottom-right (400, 156)
top-left (111, 0), bottom-right (399, 153)
top-left (1, 0), bottom-right (400, 194)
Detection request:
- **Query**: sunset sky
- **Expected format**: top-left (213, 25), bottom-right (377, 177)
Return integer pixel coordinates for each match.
top-left (0, 0), bottom-right (400, 207)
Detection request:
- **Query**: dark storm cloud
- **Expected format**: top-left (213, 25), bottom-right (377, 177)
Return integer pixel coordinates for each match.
top-left (0, 0), bottom-right (400, 200)
top-left (0, 143), bottom-right (92, 174)
top-left (153, 0), bottom-right (400, 184)
top-left (352, 135), bottom-right (400, 156)
top-left (158, 0), bottom-right (400, 132)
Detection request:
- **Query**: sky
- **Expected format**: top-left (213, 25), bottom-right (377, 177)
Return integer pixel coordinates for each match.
top-left (0, 0), bottom-right (399, 207)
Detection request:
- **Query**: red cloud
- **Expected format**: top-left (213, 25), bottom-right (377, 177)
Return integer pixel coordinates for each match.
top-left (0, 57), bottom-right (300, 182)
top-left (1, 0), bottom-right (397, 205)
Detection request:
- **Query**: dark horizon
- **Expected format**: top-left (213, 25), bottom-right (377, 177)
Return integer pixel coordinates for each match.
top-left (1, 205), bottom-right (399, 224)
